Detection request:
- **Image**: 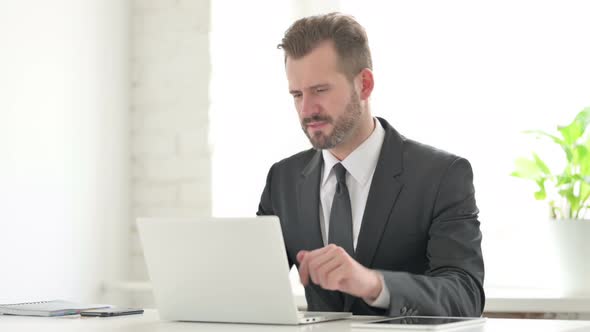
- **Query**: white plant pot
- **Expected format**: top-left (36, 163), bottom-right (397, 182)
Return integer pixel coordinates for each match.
top-left (548, 219), bottom-right (590, 295)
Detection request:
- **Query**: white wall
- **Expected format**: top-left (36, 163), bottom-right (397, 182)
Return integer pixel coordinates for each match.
top-left (0, 0), bottom-right (129, 303)
top-left (130, 0), bottom-right (211, 305)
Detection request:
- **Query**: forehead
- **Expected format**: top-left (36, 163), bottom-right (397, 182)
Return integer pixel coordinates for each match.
top-left (285, 42), bottom-right (346, 89)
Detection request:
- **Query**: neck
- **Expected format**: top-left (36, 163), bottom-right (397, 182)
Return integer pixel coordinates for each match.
top-left (329, 110), bottom-right (375, 161)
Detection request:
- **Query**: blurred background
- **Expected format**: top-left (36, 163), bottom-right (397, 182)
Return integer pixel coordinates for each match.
top-left (1, 0), bottom-right (589, 317)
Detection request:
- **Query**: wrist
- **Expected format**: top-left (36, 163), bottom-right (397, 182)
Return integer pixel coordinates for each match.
top-left (364, 270), bottom-right (383, 301)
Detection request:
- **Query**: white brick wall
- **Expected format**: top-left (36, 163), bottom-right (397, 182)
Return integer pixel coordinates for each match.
top-left (130, 0), bottom-right (211, 304)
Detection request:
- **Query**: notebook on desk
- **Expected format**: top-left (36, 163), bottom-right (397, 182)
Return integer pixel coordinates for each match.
top-left (0, 300), bottom-right (109, 317)
top-left (137, 216), bottom-right (352, 325)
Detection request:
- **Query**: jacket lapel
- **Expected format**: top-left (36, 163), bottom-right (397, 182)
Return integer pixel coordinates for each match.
top-left (344, 118), bottom-right (404, 311)
top-left (297, 119), bottom-right (405, 312)
top-left (355, 118), bottom-right (405, 268)
top-left (297, 150), bottom-right (325, 251)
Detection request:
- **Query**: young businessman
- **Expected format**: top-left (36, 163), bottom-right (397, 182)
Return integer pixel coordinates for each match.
top-left (257, 13), bottom-right (484, 317)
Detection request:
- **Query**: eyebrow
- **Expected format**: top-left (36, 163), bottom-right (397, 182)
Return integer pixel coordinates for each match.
top-left (289, 83), bottom-right (331, 95)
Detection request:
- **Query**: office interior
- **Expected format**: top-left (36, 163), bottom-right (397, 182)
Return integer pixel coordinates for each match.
top-left (1, 0), bottom-right (589, 321)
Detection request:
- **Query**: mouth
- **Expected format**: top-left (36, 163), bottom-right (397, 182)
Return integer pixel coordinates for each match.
top-left (306, 121), bottom-right (328, 130)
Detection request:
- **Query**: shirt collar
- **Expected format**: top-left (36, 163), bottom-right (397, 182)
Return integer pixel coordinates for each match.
top-left (321, 118), bottom-right (385, 187)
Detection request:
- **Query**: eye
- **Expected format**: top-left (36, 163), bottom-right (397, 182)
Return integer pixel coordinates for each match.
top-left (315, 87), bottom-right (328, 94)
top-left (291, 92), bottom-right (302, 99)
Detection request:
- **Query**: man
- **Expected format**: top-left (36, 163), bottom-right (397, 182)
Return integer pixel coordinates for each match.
top-left (257, 13), bottom-right (484, 317)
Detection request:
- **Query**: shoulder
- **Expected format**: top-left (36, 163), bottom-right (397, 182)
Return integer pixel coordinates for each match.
top-left (275, 148), bottom-right (317, 167)
top-left (399, 137), bottom-right (474, 187)
top-left (267, 148), bottom-right (318, 176)
top-left (378, 117), bottom-right (467, 170)
top-left (402, 137), bottom-right (464, 167)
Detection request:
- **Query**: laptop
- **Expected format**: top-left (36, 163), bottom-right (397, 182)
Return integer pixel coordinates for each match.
top-left (137, 216), bottom-right (352, 325)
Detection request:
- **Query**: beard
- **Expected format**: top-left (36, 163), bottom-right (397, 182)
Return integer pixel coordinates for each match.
top-left (300, 89), bottom-right (362, 150)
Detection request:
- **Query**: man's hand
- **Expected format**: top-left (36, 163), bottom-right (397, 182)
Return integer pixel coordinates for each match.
top-left (296, 244), bottom-right (383, 302)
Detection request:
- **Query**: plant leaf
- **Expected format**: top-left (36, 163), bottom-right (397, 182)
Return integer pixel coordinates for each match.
top-left (523, 130), bottom-right (565, 146)
top-left (532, 153), bottom-right (551, 175)
top-left (524, 130), bottom-right (573, 162)
top-left (558, 107), bottom-right (590, 145)
top-left (573, 144), bottom-right (589, 165)
top-left (512, 157), bottom-right (545, 180)
top-left (534, 178), bottom-right (546, 200)
top-left (556, 175), bottom-right (571, 187)
top-left (558, 122), bottom-right (583, 145)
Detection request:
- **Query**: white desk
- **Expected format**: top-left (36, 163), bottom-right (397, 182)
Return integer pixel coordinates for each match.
top-left (1, 310), bottom-right (590, 332)
top-left (483, 287), bottom-right (590, 314)
top-left (107, 282), bottom-right (590, 317)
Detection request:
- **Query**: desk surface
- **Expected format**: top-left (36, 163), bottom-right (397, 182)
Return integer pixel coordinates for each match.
top-left (1, 310), bottom-right (590, 332)
top-left (483, 287), bottom-right (590, 313)
top-left (108, 281), bottom-right (590, 314)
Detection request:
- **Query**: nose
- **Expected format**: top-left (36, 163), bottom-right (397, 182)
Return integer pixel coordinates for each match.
top-left (299, 94), bottom-right (317, 117)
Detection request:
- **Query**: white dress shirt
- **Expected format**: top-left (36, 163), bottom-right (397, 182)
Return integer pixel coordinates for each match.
top-left (318, 118), bottom-right (390, 309)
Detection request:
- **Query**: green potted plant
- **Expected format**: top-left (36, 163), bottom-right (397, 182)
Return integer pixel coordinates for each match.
top-left (512, 106), bottom-right (590, 295)
top-left (512, 107), bottom-right (590, 219)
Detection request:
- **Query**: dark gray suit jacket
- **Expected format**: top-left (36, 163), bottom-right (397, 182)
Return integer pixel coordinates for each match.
top-left (257, 117), bottom-right (485, 317)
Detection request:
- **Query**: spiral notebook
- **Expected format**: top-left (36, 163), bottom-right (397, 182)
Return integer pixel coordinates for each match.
top-left (0, 300), bottom-right (109, 317)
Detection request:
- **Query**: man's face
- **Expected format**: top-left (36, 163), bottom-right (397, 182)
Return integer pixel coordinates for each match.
top-left (286, 42), bottom-right (362, 150)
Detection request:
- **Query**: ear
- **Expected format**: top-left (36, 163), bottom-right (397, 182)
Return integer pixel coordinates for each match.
top-left (357, 68), bottom-right (374, 101)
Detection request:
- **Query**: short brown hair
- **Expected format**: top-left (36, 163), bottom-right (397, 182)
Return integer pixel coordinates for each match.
top-left (278, 12), bottom-right (372, 80)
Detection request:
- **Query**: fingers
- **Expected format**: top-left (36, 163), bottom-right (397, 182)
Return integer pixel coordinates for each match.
top-left (312, 254), bottom-right (342, 289)
top-left (298, 246), bottom-right (379, 299)
top-left (297, 244), bottom-right (348, 288)
top-left (323, 263), bottom-right (348, 291)
top-left (297, 250), bottom-right (310, 286)
top-left (296, 250), bottom-right (308, 264)
top-left (297, 245), bottom-right (335, 286)
top-left (298, 244), bottom-right (336, 263)
top-left (308, 247), bottom-right (340, 286)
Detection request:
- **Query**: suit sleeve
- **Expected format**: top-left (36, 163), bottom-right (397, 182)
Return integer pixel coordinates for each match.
top-left (257, 163), bottom-right (275, 217)
top-left (256, 163), bottom-right (294, 268)
top-left (381, 157), bottom-right (485, 317)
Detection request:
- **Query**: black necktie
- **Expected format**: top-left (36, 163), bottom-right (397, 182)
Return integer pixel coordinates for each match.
top-left (328, 163), bottom-right (354, 256)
